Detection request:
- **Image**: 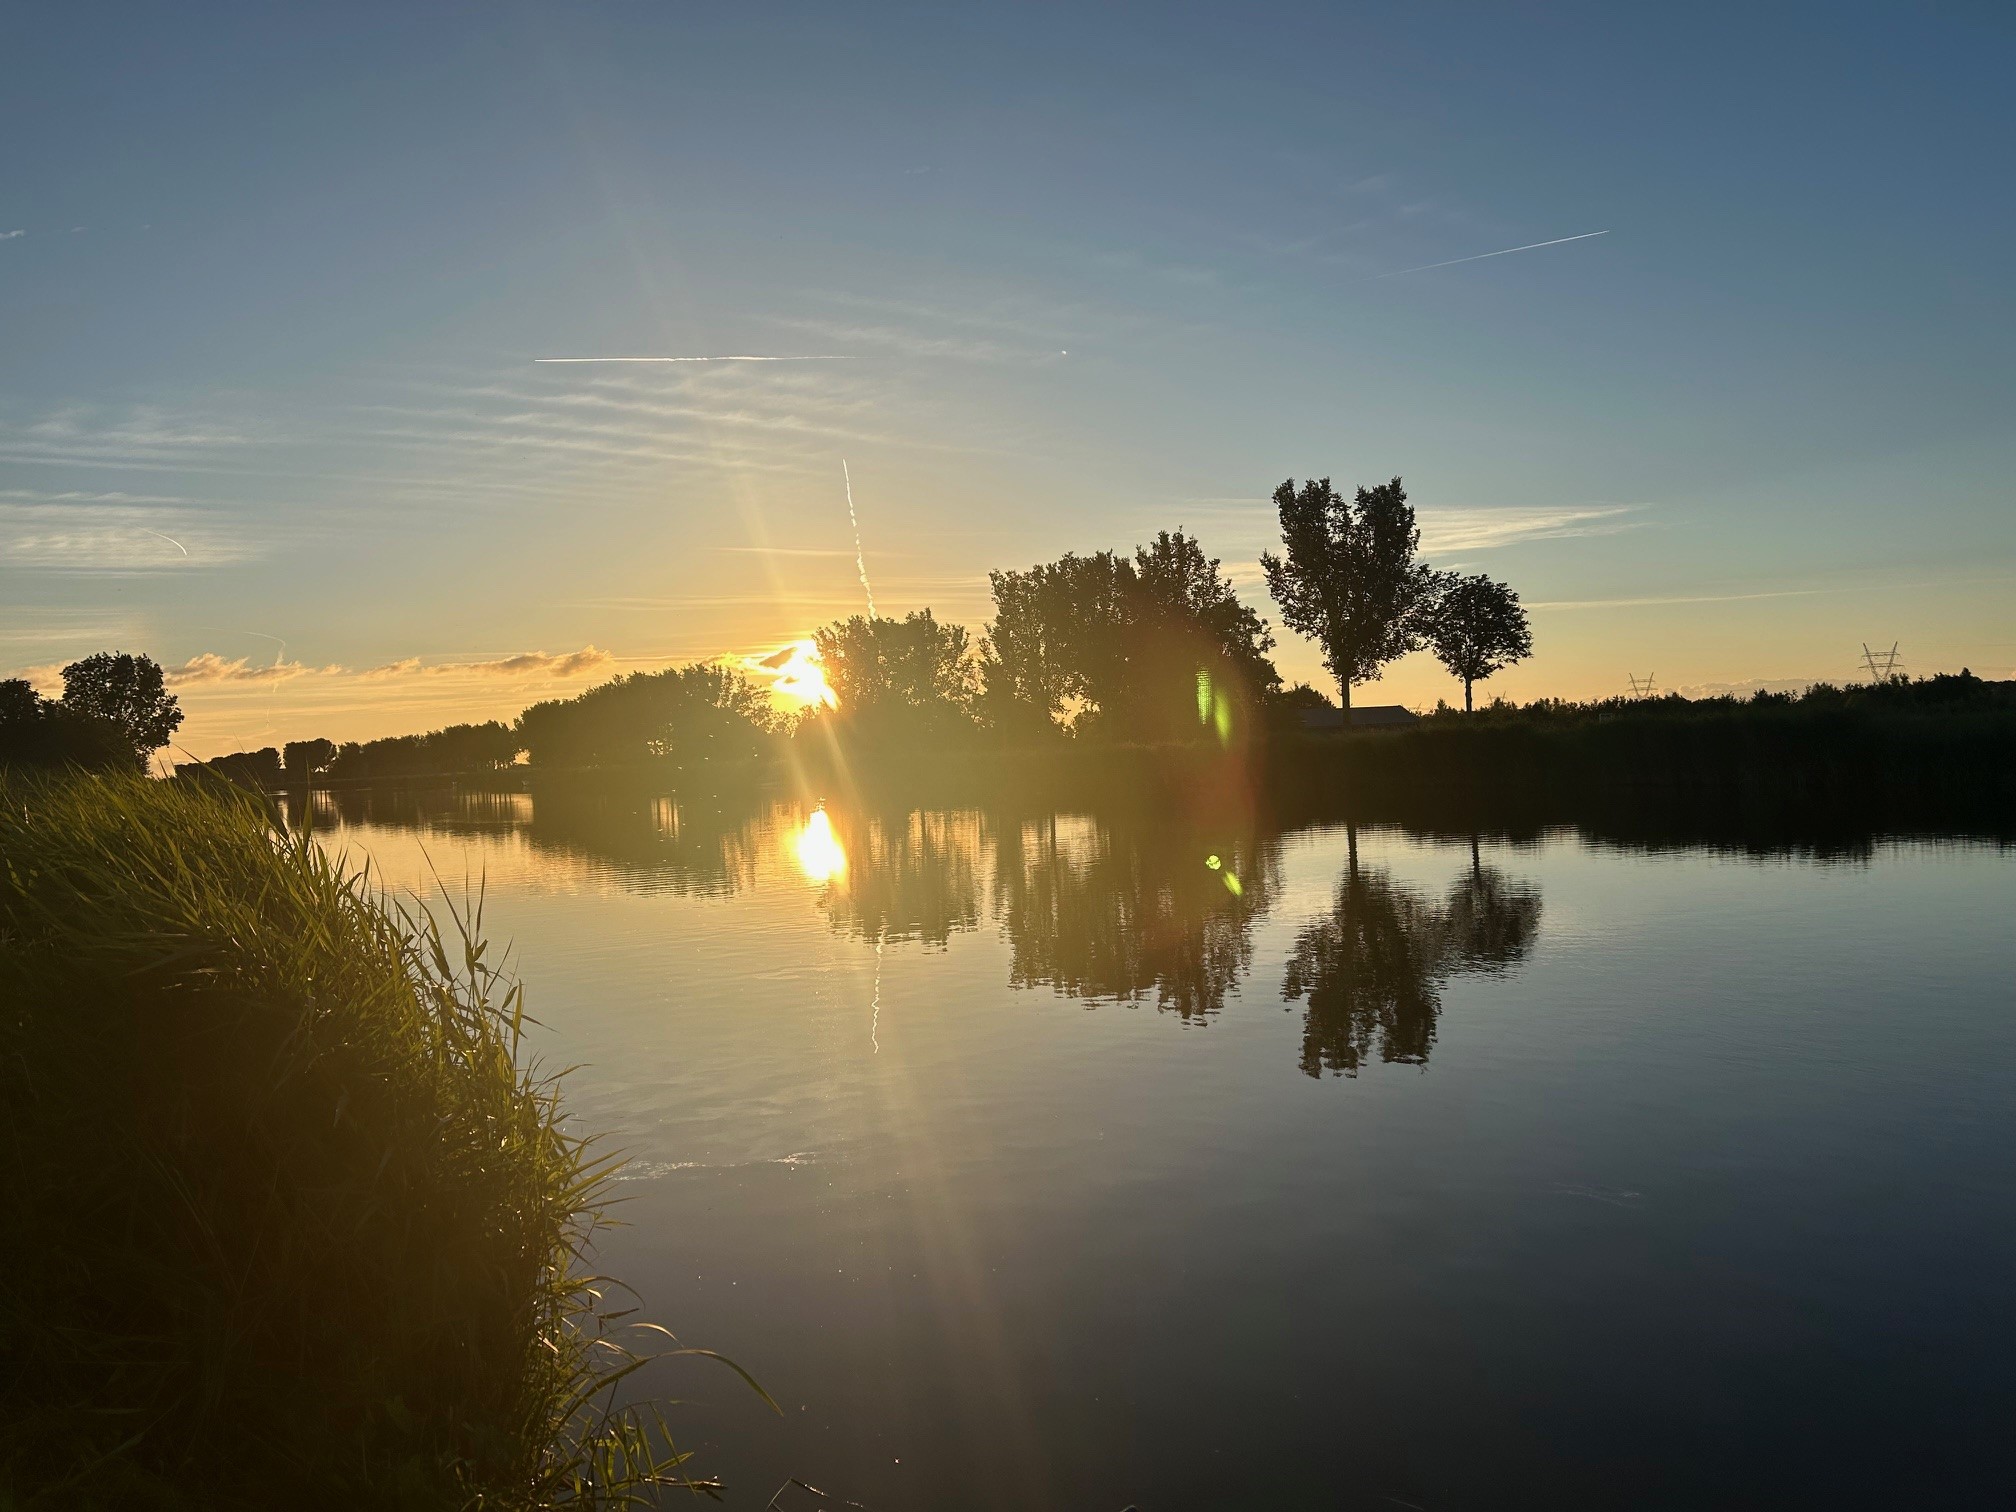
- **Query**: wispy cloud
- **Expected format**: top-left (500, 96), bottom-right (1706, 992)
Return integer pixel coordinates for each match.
top-left (0, 488), bottom-right (194, 505)
top-left (167, 652), bottom-right (331, 685)
top-left (144, 646), bottom-right (620, 688)
top-left (1418, 504), bottom-right (1645, 554)
top-left (0, 404), bottom-right (260, 471)
top-left (1530, 588), bottom-right (1823, 611)
top-left (767, 315), bottom-right (1045, 363)
top-left (1375, 230), bottom-right (1611, 279)
top-left (1152, 499), bottom-right (1646, 557)
top-left (533, 355), bottom-right (856, 364)
top-left (0, 502), bottom-right (260, 572)
top-left (0, 230), bottom-right (22, 241)
top-left (805, 289), bottom-right (1087, 344)
top-left (558, 593), bottom-right (872, 611)
top-left (362, 646), bottom-right (613, 679)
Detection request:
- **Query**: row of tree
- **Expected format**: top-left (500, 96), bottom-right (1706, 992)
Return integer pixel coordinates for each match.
top-left (4, 474), bottom-right (1538, 778)
top-left (180, 725), bottom-right (523, 787)
top-left (812, 476), bottom-right (1532, 739)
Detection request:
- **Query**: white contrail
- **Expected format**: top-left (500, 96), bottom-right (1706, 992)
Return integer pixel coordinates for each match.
top-left (533, 354), bottom-right (855, 364)
top-left (141, 528), bottom-right (189, 557)
top-left (1376, 230), bottom-right (1610, 278)
top-left (841, 459), bottom-right (876, 618)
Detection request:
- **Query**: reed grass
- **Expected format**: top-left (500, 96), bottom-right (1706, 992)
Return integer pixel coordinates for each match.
top-left (0, 771), bottom-right (755, 1509)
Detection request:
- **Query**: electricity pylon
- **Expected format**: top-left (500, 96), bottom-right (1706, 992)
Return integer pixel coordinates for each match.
top-left (1860, 643), bottom-right (1903, 683)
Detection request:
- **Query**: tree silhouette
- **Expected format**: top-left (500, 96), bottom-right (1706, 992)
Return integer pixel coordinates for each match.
top-left (981, 532), bottom-right (1278, 736)
top-left (1129, 530), bottom-right (1279, 697)
top-left (517, 665), bottom-right (769, 768)
top-left (59, 652), bottom-right (183, 769)
top-left (1261, 477), bottom-right (1439, 714)
top-left (981, 552), bottom-right (1131, 730)
top-left (1426, 573), bottom-right (1533, 711)
top-left (0, 678), bottom-right (133, 771)
top-left (284, 737), bottom-right (338, 780)
top-left (815, 610), bottom-right (976, 739)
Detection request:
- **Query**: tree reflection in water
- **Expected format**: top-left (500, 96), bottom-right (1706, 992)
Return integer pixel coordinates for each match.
top-left (816, 809), bottom-right (985, 948)
top-left (306, 790), bottom-right (1542, 1073)
top-left (1283, 829), bottom-right (1542, 1076)
top-left (993, 814), bottom-right (1280, 1021)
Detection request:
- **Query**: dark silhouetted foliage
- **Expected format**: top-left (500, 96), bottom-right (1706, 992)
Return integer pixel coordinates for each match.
top-left (180, 746), bottom-right (284, 789)
top-left (0, 678), bottom-right (136, 772)
top-left (813, 610), bottom-right (977, 743)
top-left (980, 530), bottom-right (1278, 739)
top-left (56, 652), bottom-right (184, 768)
top-left (519, 664), bottom-right (772, 770)
top-left (1426, 572), bottom-right (1533, 711)
top-left (284, 736), bottom-right (338, 778)
top-left (1261, 477), bottom-right (1439, 712)
top-left (329, 720), bottom-right (523, 781)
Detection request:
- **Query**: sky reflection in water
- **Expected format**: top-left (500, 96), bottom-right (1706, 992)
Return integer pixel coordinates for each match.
top-left (307, 789), bottom-right (2016, 1510)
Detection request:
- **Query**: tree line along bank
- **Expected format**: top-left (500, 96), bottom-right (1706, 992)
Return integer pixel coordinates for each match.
top-left (6, 476), bottom-right (1537, 780)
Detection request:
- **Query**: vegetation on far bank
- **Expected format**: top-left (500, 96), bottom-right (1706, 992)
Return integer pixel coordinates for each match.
top-left (6, 474), bottom-right (1543, 781)
top-left (6, 473), bottom-right (2007, 815)
top-left (0, 772), bottom-right (753, 1509)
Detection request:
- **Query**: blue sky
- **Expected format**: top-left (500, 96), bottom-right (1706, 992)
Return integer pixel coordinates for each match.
top-left (4, 1), bottom-right (2011, 752)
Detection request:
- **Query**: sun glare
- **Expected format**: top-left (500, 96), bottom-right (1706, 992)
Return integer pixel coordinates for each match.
top-left (794, 808), bottom-right (846, 884)
top-left (760, 639), bottom-right (837, 710)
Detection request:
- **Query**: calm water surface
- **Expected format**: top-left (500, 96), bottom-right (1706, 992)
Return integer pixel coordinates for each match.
top-left (315, 791), bottom-right (2014, 1510)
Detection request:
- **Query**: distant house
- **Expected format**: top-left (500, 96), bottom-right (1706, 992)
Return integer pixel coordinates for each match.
top-left (1297, 704), bottom-right (1420, 733)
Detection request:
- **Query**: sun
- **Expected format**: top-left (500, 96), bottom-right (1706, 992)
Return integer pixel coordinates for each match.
top-left (753, 639), bottom-right (837, 709)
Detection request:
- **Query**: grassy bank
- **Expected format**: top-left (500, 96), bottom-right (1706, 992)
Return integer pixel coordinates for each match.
top-left (0, 774), bottom-right (738, 1510)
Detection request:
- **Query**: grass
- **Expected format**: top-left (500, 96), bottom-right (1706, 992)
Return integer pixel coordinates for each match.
top-left (0, 771), bottom-right (762, 1510)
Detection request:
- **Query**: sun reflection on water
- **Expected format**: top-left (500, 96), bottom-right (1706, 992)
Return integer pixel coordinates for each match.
top-left (794, 808), bottom-right (847, 883)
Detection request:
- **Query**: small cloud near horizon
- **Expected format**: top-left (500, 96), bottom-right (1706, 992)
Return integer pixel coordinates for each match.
top-left (362, 646), bottom-right (613, 679)
top-left (167, 652), bottom-right (333, 685)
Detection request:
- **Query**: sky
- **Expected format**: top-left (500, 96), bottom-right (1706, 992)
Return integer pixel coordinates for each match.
top-left (4, 1), bottom-right (2012, 757)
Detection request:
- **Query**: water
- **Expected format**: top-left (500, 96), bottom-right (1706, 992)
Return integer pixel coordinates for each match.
top-left (312, 790), bottom-right (2015, 1509)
